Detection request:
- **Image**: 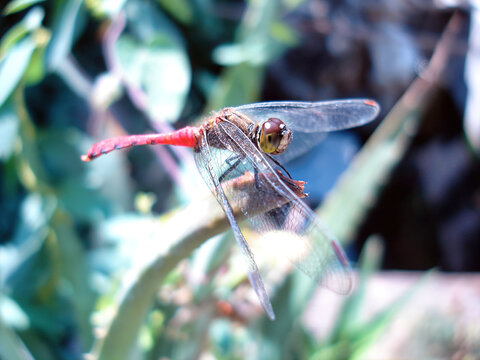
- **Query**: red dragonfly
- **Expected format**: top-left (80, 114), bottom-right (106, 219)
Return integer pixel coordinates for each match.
top-left (82, 99), bottom-right (380, 320)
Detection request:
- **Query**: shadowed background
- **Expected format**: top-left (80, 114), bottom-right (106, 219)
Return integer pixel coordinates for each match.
top-left (0, 1), bottom-right (478, 359)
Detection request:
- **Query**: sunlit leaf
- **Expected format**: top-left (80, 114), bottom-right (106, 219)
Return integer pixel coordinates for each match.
top-left (85, 0), bottom-right (127, 18)
top-left (213, 40), bottom-right (285, 66)
top-left (0, 7), bottom-right (44, 54)
top-left (0, 294), bottom-right (29, 329)
top-left (115, 35), bottom-right (191, 122)
top-left (11, 193), bottom-right (56, 247)
top-left (90, 72), bottom-right (123, 111)
top-left (0, 7), bottom-right (45, 105)
top-left (0, 36), bottom-right (36, 107)
top-left (23, 46), bottom-right (45, 85)
top-left (109, 0), bottom-right (192, 122)
top-left (3, 0), bottom-right (45, 15)
top-left (207, 64), bottom-right (264, 110)
top-left (157, 0), bottom-right (193, 24)
top-left (0, 320), bottom-right (34, 360)
top-left (207, 0), bottom-right (292, 109)
top-left (270, 21), bottom-right (298, 46)
top-left (45, 0), bottom-right (83, 70)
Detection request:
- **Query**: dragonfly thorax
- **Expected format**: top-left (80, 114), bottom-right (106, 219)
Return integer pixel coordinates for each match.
top-left (252, 118), bottom-right (292, 155)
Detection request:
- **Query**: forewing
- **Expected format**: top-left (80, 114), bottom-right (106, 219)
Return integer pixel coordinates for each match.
top-left (234, 99), bottom-right (380, 132)
top-left (194, 128), bottom-right (276, 320)
top-left (233, 99), bottom-right (379, 164)
top-left (195, 119), bottom-right (353, 298)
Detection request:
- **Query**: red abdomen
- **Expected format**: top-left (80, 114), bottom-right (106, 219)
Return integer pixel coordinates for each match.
top-left (81, 126), bottom-right (199, 161)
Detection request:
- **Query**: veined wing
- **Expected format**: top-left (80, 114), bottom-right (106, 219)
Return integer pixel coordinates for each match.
top-left (194, 117), bottom-right (353, 318)
top-left (234, 99), bottom-right (380, 163)
top-left (194, 127), bottom-right (276, 320)
top-left (233, 99), bottom-right (379, 132)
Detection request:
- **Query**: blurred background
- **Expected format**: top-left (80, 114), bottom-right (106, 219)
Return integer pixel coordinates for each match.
top-left (0, 0), bottom-right (479, 359)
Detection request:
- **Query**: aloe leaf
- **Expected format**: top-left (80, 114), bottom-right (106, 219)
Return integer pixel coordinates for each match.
top-left (45, 0), bottom-right (83, 70)
top-left (3, 0), bottom-right (45, 15)
top-left (0, 318), bottom-right (35, 360)
top-left (0, 36), bottom-right (36, 107)
top-left (94, 196), bottom-right (228, 360)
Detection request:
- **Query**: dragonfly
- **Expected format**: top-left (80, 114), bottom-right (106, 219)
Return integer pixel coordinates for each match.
top-left (81, 99), bottom-right (380, 320)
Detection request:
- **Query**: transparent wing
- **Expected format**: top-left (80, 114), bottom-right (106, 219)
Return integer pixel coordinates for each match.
top-left (194, 129), bottom-right (276, 320)
top-left (194, 118), bottom-right (353, 317)
top-left (233, 99), bottom-right (380, 132)
top-left (233, 99), bottom-right (380, 163)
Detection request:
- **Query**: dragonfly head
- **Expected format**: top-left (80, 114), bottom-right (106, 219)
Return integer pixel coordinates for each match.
top-left (255, 118), bottom-right (292, 155)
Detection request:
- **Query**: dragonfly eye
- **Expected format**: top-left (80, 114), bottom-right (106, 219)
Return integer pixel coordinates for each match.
top-left (257, 118), bottom-right (291, 155)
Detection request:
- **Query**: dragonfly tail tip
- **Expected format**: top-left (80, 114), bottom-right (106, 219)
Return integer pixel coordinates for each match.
top-left (80, 154), bottom-right (91, 162)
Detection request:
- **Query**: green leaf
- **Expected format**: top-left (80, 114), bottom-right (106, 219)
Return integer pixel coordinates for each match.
top-left (3, 0), bottom-right (45, 15)
top-left (94, 193), bottom-right (230, 360)
top-left (206, 64), bottom-right (264, 110)
top-left (213, 42), bottom-right (271, 66)
top-left (85, 0), bottom-right (127, 18)
top-left (115, 35), bottom-right (191, 122)
top-left (45, 0), bottom-right (83, 70)
top-left (0, 101), bottom-right (20, 160)
top-left (0, 319), bottom-right (35, 360)
top-left (11, 193), bottom-right (56, 249)
top-left (213, 22), bottom-right (297, 66)
top-left (258, 272), bottom-right (317, 359)
top-left (190, 234), bottom-right (231, 300)
top-left (207, 0), bottom-right (294, 110)
top-left (0, 6), bottom-right (44, 54)
top-left (348, 271), bottom-right (434, 359)
top-left (157, 0), bottom-right (193, 24)
top-left (270, 21), bottom-right (298, 46)
top-left (51, 209), bottom-right (96, 348)
top-left (59, 180), bottom-right (110, 222)
top-left (0, 293), bottom-right (29, 329)
top-left (106, 0), bottom-right (191, 122)
top-left (23, 46), bottom-right (45, 85)
top-left (0, 36), bottom-right (36, 107)
top-left (327, 236), bottom-right (384, 343)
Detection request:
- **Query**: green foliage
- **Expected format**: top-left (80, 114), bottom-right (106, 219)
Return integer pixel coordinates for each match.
top-left (0, 8), bottom-right (43, 106)
top-left (114, 1), bottom-right (191, 122)
top-left (309, 238), bottom-right (431, 360)
top-left (0, 0), bottom-right (436, 359)
top-left (44, 0), bottom-right (83, 71)
top-left (3, 0), bottom-right (45, 16)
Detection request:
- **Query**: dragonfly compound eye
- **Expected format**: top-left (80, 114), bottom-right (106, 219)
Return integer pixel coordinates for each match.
top-left (257, 118), bottom-right (291, 155)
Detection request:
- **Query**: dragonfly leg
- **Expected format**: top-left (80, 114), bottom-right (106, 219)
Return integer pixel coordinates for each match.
top-left (225, 153), bottom-right (243, 167)
top-left (219, 154), bottom-right (244, 183)
top-left (265, 154), bottom-right (292, 179)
